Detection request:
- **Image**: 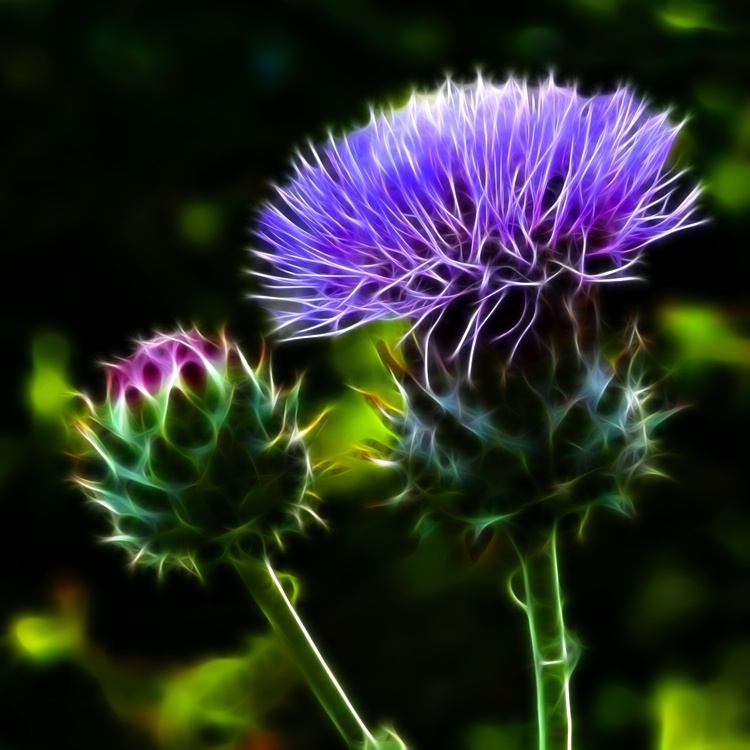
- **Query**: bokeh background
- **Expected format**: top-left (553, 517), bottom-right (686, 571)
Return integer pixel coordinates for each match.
top-left (2, 1), bottom-right (750, 748)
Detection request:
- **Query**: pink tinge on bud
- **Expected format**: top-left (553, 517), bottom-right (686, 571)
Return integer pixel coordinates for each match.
top-left (105, 329), bottom-right (226, 402)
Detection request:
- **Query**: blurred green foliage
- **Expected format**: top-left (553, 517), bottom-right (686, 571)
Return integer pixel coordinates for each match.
top-left (26, 331), bottom-right (71, 419)
top-left (178, 201), bottom-right (225, 249)
top-left (660, 304), bottom-right (750, 365)
top-left (9, 578), bottom-right (298, 750)
top-left (656, 673), bottom-right (750, 749)
top-left (306, 321), bottom-right (408, 502)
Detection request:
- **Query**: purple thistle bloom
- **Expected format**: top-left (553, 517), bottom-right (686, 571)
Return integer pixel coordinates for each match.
top-left (251, 75), bottom-right (700, 377)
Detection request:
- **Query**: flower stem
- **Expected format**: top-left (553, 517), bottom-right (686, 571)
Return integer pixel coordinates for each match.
top-left (234, 555), bottom-right (401, 749)
top-left (509, 524), bottom-right (578, 750)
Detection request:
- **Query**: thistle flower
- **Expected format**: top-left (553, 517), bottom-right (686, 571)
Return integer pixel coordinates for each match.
top-left (251, 74), bottom-right (700, 380)
top-left (73, 328), bottom-right (313, 577)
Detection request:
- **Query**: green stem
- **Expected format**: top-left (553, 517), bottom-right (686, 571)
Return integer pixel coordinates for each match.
top-left (509, 524), bottom-right (577, 750)
top-left (234, 555), bottom-right (400, 750)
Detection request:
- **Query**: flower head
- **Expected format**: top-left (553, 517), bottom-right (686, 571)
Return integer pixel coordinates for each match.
top-left (73, 328), bottom-right (313, 577)
top-left (252, 75), bottom-right (700, 379)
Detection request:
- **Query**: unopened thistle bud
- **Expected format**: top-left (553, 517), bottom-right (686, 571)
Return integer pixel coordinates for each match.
top-left (73, 329), bottom-right (313, 577)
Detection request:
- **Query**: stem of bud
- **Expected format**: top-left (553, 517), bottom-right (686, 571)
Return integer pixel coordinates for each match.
top-left (234, 555), bottom-right (403, 749)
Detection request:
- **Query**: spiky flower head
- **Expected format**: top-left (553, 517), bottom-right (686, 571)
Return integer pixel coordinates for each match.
top-left (252, 74), bottom-right (700, 380)
top-left (73, 328), bottom-right (313, 578)
top-left (394, 321), bottom-right (677, 537)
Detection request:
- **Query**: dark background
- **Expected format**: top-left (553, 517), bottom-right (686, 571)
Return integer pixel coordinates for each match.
top-left (2, 1), bottom-right (750, 749)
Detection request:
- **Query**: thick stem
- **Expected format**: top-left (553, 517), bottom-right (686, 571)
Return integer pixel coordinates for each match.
top-left (234, 555), bottom-right (397, 750)
top-left (509, 525), bottom-right (577, 750)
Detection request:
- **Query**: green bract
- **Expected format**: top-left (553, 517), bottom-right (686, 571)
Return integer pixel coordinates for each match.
top-left (73, 329), bottom-right (313, 577)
